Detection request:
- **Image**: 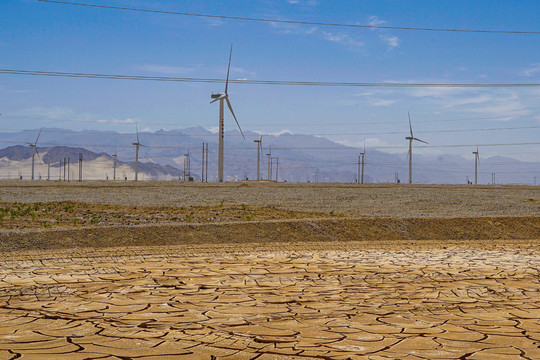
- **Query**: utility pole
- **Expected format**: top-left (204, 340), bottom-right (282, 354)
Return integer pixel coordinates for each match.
top-left (472, 146), bottom-right (479, 185)
top-left (314, 169), bottom-right (319, 183)
top-left (266, 148), bottom-right (272, 181)
top-left (254, 137), bottom-right (262, 181)
top-left (357, 156), bottom-right (361, 184)
top-left (492, 173), bottom-right (496, 185)
top-left (78, 153), bottom-right (83, 182)
top-left (67, 157), bottom-right (70, 182)
top-left (201, 143), bottom-right (206, 182)
top-left (275, 157), bottom-right (279, 182)
top-left (59, 160), bottom-right (62, 180)
top-left (113, 146), bottom-right (117, 181)
top-left (184, 151), bottom-right (191, 181)
top-left (46, 156), bottom-right (50, 180)
top-left (360, 151), bottom-right (365, 184)
top-left (63, 157), bottom-right (66, 181)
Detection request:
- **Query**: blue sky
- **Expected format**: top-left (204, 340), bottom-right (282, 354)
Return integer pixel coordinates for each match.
top-left (1, 0), bottom-right (539, 161)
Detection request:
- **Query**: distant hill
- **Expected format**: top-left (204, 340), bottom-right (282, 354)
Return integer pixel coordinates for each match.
top-left (0, 128), bottom-right (538, 184)
top-left (0, 145), bottom-right (184, 181)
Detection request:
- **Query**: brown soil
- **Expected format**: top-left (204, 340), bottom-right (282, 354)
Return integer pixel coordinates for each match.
top-left (0, 181), bottom-right (538, 359)
top-left (0, 201), bottom-right (328, 230)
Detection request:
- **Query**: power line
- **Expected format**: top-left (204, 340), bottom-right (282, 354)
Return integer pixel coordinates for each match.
top-left (2, 69), bottom-right (540, 87)
top-left (37, 0), bottom-right (540, 35)
top-left (0, 124), bottom-right (539, 137)
top-left (3, 113), bottom-right (540, 127)
top-left (1, 139), bottom-right (538, 150)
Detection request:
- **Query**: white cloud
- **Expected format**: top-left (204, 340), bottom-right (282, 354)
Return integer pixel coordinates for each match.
top-left (368, 16), bottom-right (386, 27)
top-left (321, 31), bottom-right (364, 49)
top-left (370, 99), bottom-right (396, 106)
top-left (441, 94), bottom-right (492, 108)
top-left (270, 22), bottom-right (364, 51)
top-left (20, 106), bottom-right (77, 119)
top-left (466, 93), bottom-right (529, 116)
top-left (522, 63), bottom-right (540, 77)
top-left (253, 129), bottom-right (293, 136)
top-left (97, 118), bottom-right (138, 124)
top-left (287, 0), bottom-right (318, 5)
top-left (380, 35), bottom-right (400, 50)
top-left (134, 64), bottom-right (195, 75)
top-left (409, 87), bottom-right (471, 98)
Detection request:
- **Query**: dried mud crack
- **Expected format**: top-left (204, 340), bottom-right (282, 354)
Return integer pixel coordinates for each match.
top-left (0, 183), bottom-right (538, 359)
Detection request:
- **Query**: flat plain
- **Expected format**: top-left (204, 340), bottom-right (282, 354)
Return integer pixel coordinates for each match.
top-left (0, 181), bottom-right (539, 359)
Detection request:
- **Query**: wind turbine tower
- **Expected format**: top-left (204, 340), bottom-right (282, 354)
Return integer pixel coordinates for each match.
top-left (254, 134), bottom-right (262, 181)
top-left (26, 129), bottom-right (42, 180)
top-left (132, 125), bottom-right (145, 181)
top-left (210, 45), bottom-right (245, 182)
top-left (472, 146), bottom-right (479, 185)
top-left (113, 146), bottom-right (118, 181)
top-left (360, 141), bottom-right (366, 184)
top-left (405, 112), bottom-right (428, 184)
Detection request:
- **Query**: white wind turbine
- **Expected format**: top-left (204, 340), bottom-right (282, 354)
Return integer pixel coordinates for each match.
top-left (132, 125), bottom-right (145, 181)
top-left (211, 44), bottom-right (245, 182)
top-left (254, 133), bottom-right (263, 181)
top-left (26, 129), bottom-right (42, 180)
top-left (472, 145), bottom-right (480, 185)
top-left (405, 112), bottom-right (428, 184)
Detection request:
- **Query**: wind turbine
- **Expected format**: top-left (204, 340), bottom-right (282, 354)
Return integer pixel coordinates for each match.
top-left (254, 133), bottom-right (263, 181)
top-left (472, 146), bottom-right (479, 185)
top-left (359, 139), bottom-right (366, 184)
top-left (405, 112), bottom-right (428, 184)
top-left (26, 129), bottom-right (42, 180)
top-left (132, 125), bottom-right (145, 181)
top-left (112, 145), bottom-right (118, 181)
top-left (211, 44), bottom-right (245, 182)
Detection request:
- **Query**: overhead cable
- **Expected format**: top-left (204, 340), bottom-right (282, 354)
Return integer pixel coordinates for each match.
top-left (37, 0), bottom-right (540, 35)
top-left (2, 69), bottom-right (540, 87)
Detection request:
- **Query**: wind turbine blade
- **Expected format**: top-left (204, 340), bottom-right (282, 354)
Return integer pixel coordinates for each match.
top-left (136, 124), bottom-right (140, 144)
top-left (408, 112), bottom-right (413, 137)
top-left (226, 97), bottom-right (245, 139)
top-left (413, 137), bottom-right (428, 144)
top-left (35, 129), bottom-right (42, 145)
top-left (225, 44), bottom-right (233, 94)
top-left (35, 148), bottom-right (42, 164)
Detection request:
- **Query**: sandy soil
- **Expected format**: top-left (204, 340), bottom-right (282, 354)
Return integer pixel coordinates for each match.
top-left (0, 181), bottom-right (539, 359)
top-left (0, 180), bottom-right (538, 217)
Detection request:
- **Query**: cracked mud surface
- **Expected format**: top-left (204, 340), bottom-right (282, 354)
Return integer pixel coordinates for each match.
top-left (0, 182), bottom-right (538, 358)
top-left (1, 242), bottom-right (539, 359)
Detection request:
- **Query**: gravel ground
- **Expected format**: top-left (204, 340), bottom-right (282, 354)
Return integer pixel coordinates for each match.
top-left (0, 180), bottom-right (538, 218)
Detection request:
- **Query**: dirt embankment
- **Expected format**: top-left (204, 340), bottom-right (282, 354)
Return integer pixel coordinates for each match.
top-left (1, 215), bottom-right (538, 252)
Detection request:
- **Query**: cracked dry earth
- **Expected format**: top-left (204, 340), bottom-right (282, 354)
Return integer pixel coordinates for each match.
top-left (0, 243), bottom-right (539, 359)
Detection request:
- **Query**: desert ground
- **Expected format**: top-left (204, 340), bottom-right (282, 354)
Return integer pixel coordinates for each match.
top-left (0, 180), bottom-right (539, 359)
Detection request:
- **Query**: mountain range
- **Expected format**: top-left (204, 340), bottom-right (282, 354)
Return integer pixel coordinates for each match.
top-left (0, 128), bottom-right (537, 184)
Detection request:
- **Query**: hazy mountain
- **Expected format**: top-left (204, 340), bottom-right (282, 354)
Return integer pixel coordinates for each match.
top-left (0, 128), bottom-right (537, 184)
top-left (0, 145), bottom-right (184, 181)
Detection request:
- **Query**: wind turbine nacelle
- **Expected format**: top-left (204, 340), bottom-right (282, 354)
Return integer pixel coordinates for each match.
top-left (211, 93), bottom-right (224, 99)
